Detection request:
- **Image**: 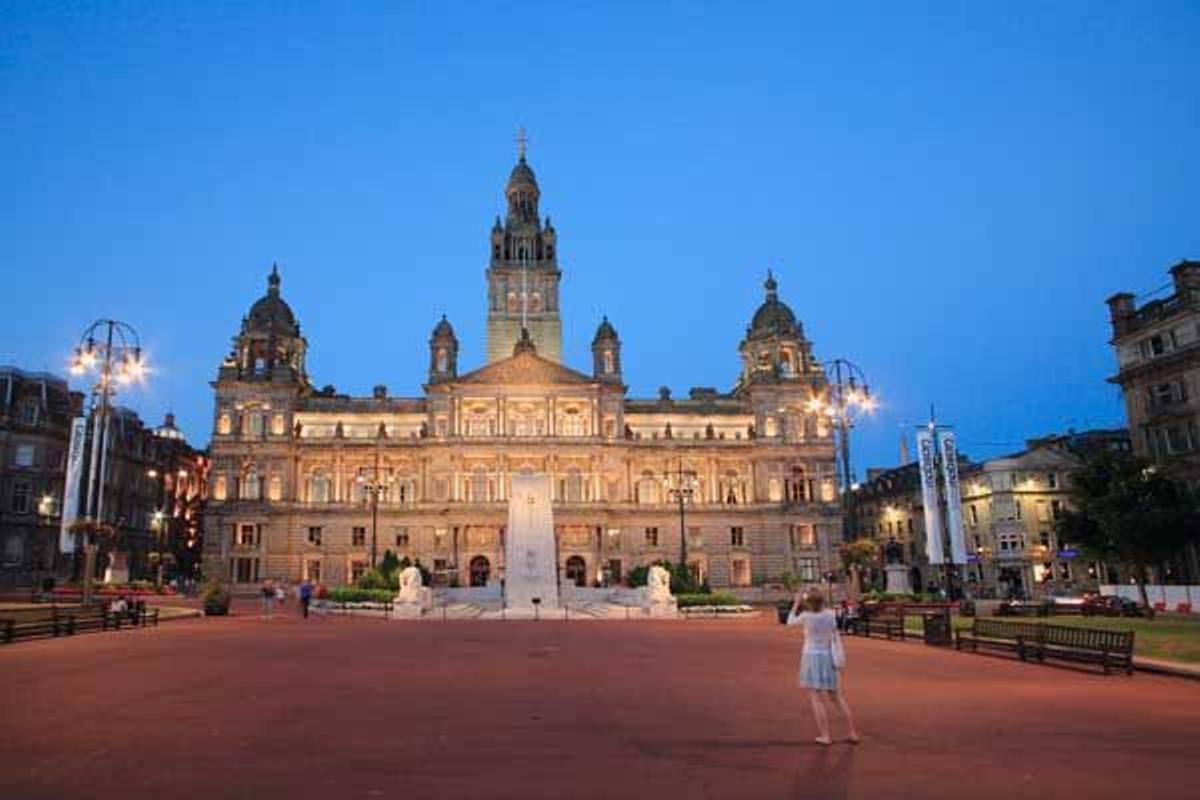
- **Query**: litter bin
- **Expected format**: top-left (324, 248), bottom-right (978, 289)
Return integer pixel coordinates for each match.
top-left (922, 609), bottom-right (952, 646)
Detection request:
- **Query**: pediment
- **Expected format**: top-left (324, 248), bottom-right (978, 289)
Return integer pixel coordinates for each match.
top-left (455, 351), bottom-right (594, 386)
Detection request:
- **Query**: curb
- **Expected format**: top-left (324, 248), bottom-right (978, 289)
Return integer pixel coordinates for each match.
top-left (1134, 658), bottom-right (1200, 681)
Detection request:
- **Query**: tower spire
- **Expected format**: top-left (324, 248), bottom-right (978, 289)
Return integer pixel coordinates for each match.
top-left (516, 126), bottom-right (527, 162)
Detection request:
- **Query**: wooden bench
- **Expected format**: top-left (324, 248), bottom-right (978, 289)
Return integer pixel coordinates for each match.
top-left (853, 610), bottom-right (905, 640)
top-left (957, 619), bottom-right (1135, 674)
top-left (996, 601), bottom-right (1051, 617)
top-left (955, 618), bottom-right (1043, 660)
top-left (2, 604), bottom-right (159, 644)
top-left (1032, 625), bottom-right (1135, 675)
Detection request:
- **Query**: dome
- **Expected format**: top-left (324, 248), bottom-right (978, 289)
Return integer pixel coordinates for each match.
top-left (592, 316), bottom-right (619, 344)
top-left (244, 265), bottom-right (299, 336)
top-left (431, 314), bottom-right (457, 341)
top-left (747, 271), bottom-right (801, 340)
top-left (153, 412), bottom-right (185, 441)
top-left (507, 157), bottom-right (539, 192)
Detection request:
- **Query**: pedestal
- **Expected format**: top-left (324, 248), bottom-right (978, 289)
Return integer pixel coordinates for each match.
top-left (103, 551), bottom-right (130, 584)
top-left (885, 563), bottom-right (912, 595)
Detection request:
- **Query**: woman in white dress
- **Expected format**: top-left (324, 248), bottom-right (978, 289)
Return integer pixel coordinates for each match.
top-left (787, 587), bottom-right (861, 745)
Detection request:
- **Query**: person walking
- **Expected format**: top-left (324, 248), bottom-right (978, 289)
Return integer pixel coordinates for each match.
top-left (299, 579), bottom-right (313, 618)
top-left (787, 587), bottom-right (860, 746)
top-left (261, 580), bottom-right (274, 619)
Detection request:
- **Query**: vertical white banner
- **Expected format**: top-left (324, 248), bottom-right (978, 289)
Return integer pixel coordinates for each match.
top-left (938, 430), bottom-right (968, 565)
top-left (916, 428), bottom-right (945, 565)
top-left (59, 417), bottom-right (87, 553)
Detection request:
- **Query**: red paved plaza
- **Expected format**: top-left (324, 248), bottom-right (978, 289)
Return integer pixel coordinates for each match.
top-left (2, 610), bottom-right (1198, 800)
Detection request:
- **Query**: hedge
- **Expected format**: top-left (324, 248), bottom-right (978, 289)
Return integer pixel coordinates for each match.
top-left (675, 592), bottom-right (741, 608)
top-left (328, 587), bottom-right (394, 604)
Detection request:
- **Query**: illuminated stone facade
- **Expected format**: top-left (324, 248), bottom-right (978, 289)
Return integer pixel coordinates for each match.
top-left (203, 153), bottom-right (842, 591)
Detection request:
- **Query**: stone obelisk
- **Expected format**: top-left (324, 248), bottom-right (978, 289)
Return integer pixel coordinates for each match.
top-left (504, 473), bottom-right (560, 611)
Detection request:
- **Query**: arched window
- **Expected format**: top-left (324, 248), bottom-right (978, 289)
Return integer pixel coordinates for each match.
top-left (310, 470), bottom-right (331, 504)
top-left (764, 417), bottom-right (778, 437)
top-left (507, 292), bottom-right (518, 313)
top-left (436, 349), bottom-right (448, 372)
top-left (242, 470), bottom-right (260, 500)
top-left (636, 471), bottom-right (660, 505)
top-left (565, 469), bottom-right (583, 503)
top-left (213, 475), bottom-right (227, 501)
top-left (470, 467), bottom-right (488, 503)
top-left (529, 292), bottom-right (542, 313)
top-left (268, 475), bottom-right (283, 501)
top-left (768, 477), bottom-right (783, 502)
top-left (217, 414), bottom-right (232, 435)
top-left (603, 350), bottom-right (615, 374)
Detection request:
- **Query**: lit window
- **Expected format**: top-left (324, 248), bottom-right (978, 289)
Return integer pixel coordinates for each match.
top-left (13, 444), bottom-right (34, 467)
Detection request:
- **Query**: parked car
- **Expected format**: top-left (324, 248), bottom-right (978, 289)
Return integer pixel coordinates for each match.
top-left (1081, 594), bottom-right (1145, 617)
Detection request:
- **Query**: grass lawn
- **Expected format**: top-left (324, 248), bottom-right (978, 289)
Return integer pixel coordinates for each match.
top-left (902, 613), bottom-right (1200, 664)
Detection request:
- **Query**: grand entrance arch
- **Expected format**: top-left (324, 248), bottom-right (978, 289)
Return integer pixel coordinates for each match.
top-left (469, 556), bottom-right (491, 587)
top-left (565, 555), bottom-right (587, 587)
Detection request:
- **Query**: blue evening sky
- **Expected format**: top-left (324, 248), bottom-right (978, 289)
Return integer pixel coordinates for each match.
top-left (2, 1), bottom-right (1198, 475)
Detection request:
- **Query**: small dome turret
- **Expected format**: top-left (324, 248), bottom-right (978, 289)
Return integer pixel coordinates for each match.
top-left (591, 316), bottom-right (622, 382)
top-left (746, 270), bottom-right (800, 341)
top-left (428, 315), bottom-right (459, 382)
top-left (244, 264), bottom-right (300, 337)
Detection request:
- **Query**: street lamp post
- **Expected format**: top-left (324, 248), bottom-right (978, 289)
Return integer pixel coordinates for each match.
top-left (806, 359), bottom-right (876, 542)
top-left (356, 429), bottom-right (392, 570)
top-left (69, 320), bottom-right (146, 604)
top-left (664, 459), bottom-right (697, 576)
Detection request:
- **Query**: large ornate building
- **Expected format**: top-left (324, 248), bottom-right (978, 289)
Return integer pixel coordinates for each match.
top-left (203, 149), bottom-right (842, 591)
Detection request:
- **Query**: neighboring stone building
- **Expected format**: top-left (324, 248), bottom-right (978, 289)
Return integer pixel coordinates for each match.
top-left (203, 149), bottom-right (843, 592)
top-left (0, 367), bottom-right (83, 588)
top-left (854, 429), bottom-right (1130, 599)
top-left (0, 366), bottom-right (208, 588)
top-left (1107, 258), bottom-right (1200, 580)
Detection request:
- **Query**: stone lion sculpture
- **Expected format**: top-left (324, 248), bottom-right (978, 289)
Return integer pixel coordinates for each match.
top-left (647, 565), bottom-right (672, 601)
top-left (396, 566), bottom-right (423, 602)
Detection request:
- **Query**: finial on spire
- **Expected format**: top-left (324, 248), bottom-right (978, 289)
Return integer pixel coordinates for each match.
top-left (764, 269), bottom-right (778, 298)
top-left (268, 262), bottom-right (281, 294)
top-left (516, 126), bottom-right (528, 162)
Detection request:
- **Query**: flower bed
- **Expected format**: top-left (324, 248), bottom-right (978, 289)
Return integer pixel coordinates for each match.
top-left (680, 604), bottom-right (757, 616)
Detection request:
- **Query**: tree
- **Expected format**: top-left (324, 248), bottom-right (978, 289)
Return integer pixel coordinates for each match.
top-left (839, 539), bottom-right (878, 601)
top-left (1056, 451), bottom-right (1200, 618)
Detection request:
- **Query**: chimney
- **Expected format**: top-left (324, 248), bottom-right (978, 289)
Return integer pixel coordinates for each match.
top-left (1105, 292), bottom-right (1136, 336)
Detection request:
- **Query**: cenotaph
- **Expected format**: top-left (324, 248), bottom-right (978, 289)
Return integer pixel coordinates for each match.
top-left (504, 473), bottom-right (560, 612)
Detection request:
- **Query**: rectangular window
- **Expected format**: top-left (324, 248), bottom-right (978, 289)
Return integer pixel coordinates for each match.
top-left (687, 527), bottom-right (703, 548)
top-left (13, 444), bottom-right (34, 467)
top-left (308, 526), bottom-right (323, 546)
top-left (1050, 500), bottom-right (1063, 520)
top-left (434, 528), bottom-right (448, 550)
top-left (214, 475), bottom-right (227, 501)
top-left (794, 525), bottom-right (816, 547)
top-left (271, 414), bottom-right (286, 436)
top-left (234, 557), bottom-right (258, 583)
top-left (394, 527), bottom-right (409, 548)
top-left (1047, 472), bottom-right (1057, 489)
top-left (352, 527), bottom-right (366, 547)
top-left (730, 526), bottom-right (745, 547)
top-left (1036, 500), bottom-right (1049, 522)
top-left (1039, 530), bottom-right (1051, 549)
top-left (644, 527), bottom-right (659, 547)
top-left (731, 558), bottom-right (751, 587)
top-left (606, 528), bottom-right (621, 549)
top-left (11, 481), bottom-right (31, 514)
top-left (350, 561), bottom-right (368, 583)
top-left (796, 557), bottom-right (819, 582)
top-left (304, 559), bottom-right (321, 582)
top-left (268, 475), bottom-right (283, 501)
top-left (247, 413), bottom-right (264, 438)
top-left (236, 523), bottom-right (257, 546)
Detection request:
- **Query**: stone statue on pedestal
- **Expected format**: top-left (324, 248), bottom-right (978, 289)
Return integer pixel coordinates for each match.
top-left (393, 566), bottom-right (431, 619)
top-left (643, 565), bottom-right (678, 618)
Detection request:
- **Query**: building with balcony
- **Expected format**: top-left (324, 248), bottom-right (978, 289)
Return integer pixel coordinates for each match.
top-left (202, 148), bottom-right (843, 591)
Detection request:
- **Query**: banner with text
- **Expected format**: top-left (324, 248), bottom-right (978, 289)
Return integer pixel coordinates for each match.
top-left (916, 427), bottom-right (945, 564)
top-left (938, 429), bottom-right (968, 565)
top-left (59, 416), bottom-right (87, 553)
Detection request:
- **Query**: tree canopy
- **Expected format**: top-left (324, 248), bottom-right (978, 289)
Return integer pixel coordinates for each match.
top-left (1056, 451), bottom-right (1199, 597)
